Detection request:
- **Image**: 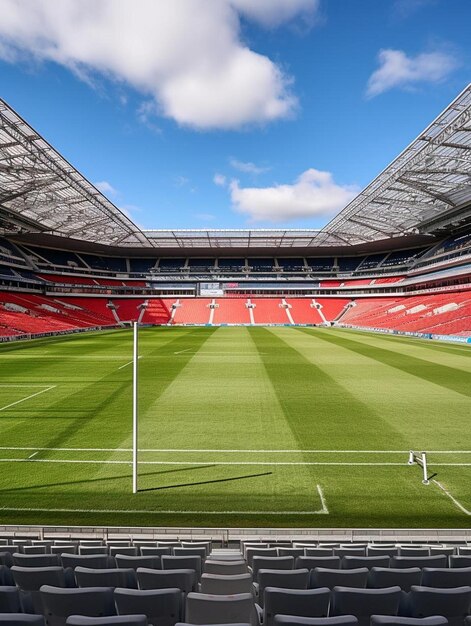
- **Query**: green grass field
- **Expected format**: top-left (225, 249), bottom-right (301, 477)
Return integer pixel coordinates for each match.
top-left (0, 325), bottom-right (470, 529)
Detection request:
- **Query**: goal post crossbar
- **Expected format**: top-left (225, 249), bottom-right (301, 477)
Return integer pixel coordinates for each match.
top-left (408, 450), bottom-right (430, 485)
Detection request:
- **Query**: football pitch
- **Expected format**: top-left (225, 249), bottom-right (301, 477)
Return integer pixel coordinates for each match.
top-left (0, 325), bottom-right (470, 529)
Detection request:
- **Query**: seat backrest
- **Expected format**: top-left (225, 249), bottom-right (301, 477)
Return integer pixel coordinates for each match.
top-left (274, 616), bottom-right (358, 626)
top-left (0, 551), bottom-right (14, 567)
top-left (258, 569), bottom-right (309, 605)
top-left (140, 547), bottom-right (172, 557)
top-left (0, 615), bottom-right (46, 625)
top-left (245, 548), bottom-right (278, 568)
top-left (367, 547), bottom-right (399, 558)
top-left (66, 616), bottom-right (147, 626)
top-left (40, 585), bottom-right (116, 626)
top-left (0, 564), bottom-right (14, 586)
top-left (333, 549), bottom-right (366, 558)
top-left (204, 560), bottom-right (248, 575)
top-left (342, 556), bottom-right (390, 570)
top-left (12, 553), bottom-right (60, 567)
top-left (78, 542), bottom-right (104, 547)
top-left (409, 585), bottom-right (471, 624)
top-left (277, 549), bottom-right (305, 558)
top-left (74, 567), bottom-right (137, 589)
top-left (368, 567), bottom-right (421, 592)
top-left (252, 557), bottom-right (294, 581)
top-left (79, 547), bottom-right (110, 556)
top-left (296, 557), bottom-right (341, 571)
top-left (390, 556), bottom-right (447, 569)
top-left (398, 548), bottom-right (430, 557)
top-left (11, 566), bottom-right (66, 591)
top-left (263, 587), bottom-right (330, 626)
top-left (200, 573), bottom-right (253, 595)
top-left (180, 541), bottom-right (211, 552)
top-left (185, 592), bottom-right (259, 626)
top-left (450, 556), bottom-right (471, 568)
top-left (304, 549), bottom-right (334, 558)
top-left (114, 587), bottom-right (182, 626)
top-left (61, 555), bottom-right (114, 569)
top-left (51, 546), bottom-right (77, 556)
top-left (173, 547), bottom-right (207, 559)
top-left (370, 616), bottom-right (448, 626)
top-left (23, 546), bottom-right (48, 555)
top-left (421, 566), bottom-right (471, 588)
top-left (330, 586), bottom-right (401, 626)
top-left (162, 556), bottom-right (202, 580)
top-left (115, 555), bottom-right (161, 570)
top-left (310, 568), bottom-right (368, 590)
top-left (429, 547), bottom-right (455, 557)
top-left (458, 547), bottom-right (471, 555)
top-left (0, 586), bottom-right (22, 613)
top-left (136, 567), bottom-right (196, 593)
top-left (109, 548), bottom-right (139, 558)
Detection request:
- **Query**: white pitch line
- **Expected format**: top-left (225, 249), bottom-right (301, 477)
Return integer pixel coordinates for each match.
top-left (118, 356), bottom-right (142, 370)
top-left (1, 446), bottom-right (470, 454)
top-left (27, 451), bottom-right (38, 459)
top-left (0, 386), bottom-right (56, 412)
top-left (433, 480), bottom-right (471, 516)
top-left (0, 485), bottom-right (327, 516)
top-left (174, 348), bottom-right (192, 355)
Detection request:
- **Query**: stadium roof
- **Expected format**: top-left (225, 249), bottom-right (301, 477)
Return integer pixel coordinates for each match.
top-left (1, 84), bottom-right (470, 250)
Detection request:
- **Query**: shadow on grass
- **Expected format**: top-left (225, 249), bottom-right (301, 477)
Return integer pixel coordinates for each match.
top-left (1, 464), bottom-right (217, 493)
top-left (139, 471), bottom-right (273, 492)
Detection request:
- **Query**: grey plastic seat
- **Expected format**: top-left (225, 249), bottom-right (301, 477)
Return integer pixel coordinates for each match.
top-left (74, 567), bottom-right (137, 589)
top-left (173, 548), bottom-right (207, 560)
top-left (157, 542), bottom-right (181, 549)
top-left (180, 541), bottom-right (211, 553)
top-left (0, 587), bottom-right (22, 613)
top-left (330, 586), bottom-right (401, 626)
top-left (109, 548), bottom-right (139, 558)
top-left (390, 557), bottom-right (447, 570)
top-left (429, 547), bottom-right (454, 557)
top-left (458, 547), bottom-right (471, 555)
top-left (115, 555), bottom-right (161, 571)
top-left (421, 566), bottom-right (471, 588)
top-left (256, 569), bottom-right (309, 606)
top-left (450, 555), bottom-right (471, 568)
top-left (79, 547), bottom-right (110, 556)
top-left (199, 573), bottom-right (253, 595)
top-left (341, 556), bottom-right (390, 570)
top-left (310, 568), bottom-right (368, 590)
top-left (245, 549), bottom-right (277, 568)
top-left (370, 617), bottom-right (448, 626)
top-left (162, 556), bottom-right (202, 580)
top-left (51, 546), bottom-right (78, 556)
top-left (78, 542), bottom-right (105, 547)
top-left (40, 585), bottom-right (116, 626)
top-left (251, 557), bottom-right (294, 582)
top-left (140, 547), bottom-right (172, 557)
top-left (61, 555), bottom-right (115, 570)
top-left (114, 588), bottom-right (182, 626)
top-left (0, 547), bottom-right (19, 558)
top-left (304, 549), bottom-right (333, 558)
top-left (133, 542), bottom-right (158, 549)
top-left (22, 546), bottom-right (48, 555)
top-left (398, 548), bottom-right (429, 557)
top-left (367, 548), bottom-right (399, 558)
top-left (274, 617), bottom-right (358, 626)
top-left (67, 617), bottom-right (147, 626)
top-left (296, 557), bottom-right (340, 571)
top-left (0, 615), bottom-right (45, 625)
top-left (105, 542), bottom-right (131, 548)
top-left (185, 592), bottom-right (259, 626)
top-left (368, 568), bottom-right (421, 592)
top-left (404, 585), bottom-right (471, 626)
top-left (12, 553), bottom-right (60, 567)
top-left (0, 552), bottom-right (14, 567)
top-left (204, 561), bottom-right (248, 576)
top-left (0, 564), bottom-right (14, 586)
top-left (11, 566), bottom-right (68, 614)
top-left (277, 549), bottom-right (304, 559)
top-left (263, 587), bottom-right (330, 626)
top-left (136, 568), bottom-right (196, 593)
top-left (333, 549), bottom-right (366, 558)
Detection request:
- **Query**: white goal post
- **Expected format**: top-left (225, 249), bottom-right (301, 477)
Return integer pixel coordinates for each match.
top-left (408, 450), bottom-right (429, 485)
top-left (133, 322), bottom-right (139, 494)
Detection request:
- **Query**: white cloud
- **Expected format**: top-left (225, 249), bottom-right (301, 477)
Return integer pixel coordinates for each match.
top-left (174, 175), bottom-right (190, 187)
top-left (229, 168), bottom-right (358, 223)
top-left (213, 173), bottom-right (227, 187)
top-left (0, 0), bottom-right (320, 129)
top-left (94, 180), bottom-right (118, 196)
top-left (195, 212), bottom-right (216, 221)
top-left (393, 0), bottom-right (437, 19)
top-left (230, 158), bottom-right (271, 175)
top-left (367, 48), bottom-right (457, 97)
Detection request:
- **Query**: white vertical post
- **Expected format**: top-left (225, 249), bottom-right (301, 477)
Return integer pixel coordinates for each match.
top-left (132, 322), bottom-right (139, 494)
top-left (421, 452), bottom-right (429, 485)
top-left (408, 450), bottom-right (415, 465)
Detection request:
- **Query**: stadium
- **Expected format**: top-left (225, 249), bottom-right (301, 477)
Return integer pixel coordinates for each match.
top-left (1, 2), bottom-right (471, 623)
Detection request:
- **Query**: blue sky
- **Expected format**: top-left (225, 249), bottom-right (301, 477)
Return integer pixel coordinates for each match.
top-left (0, 0), bottom-right (470, 230)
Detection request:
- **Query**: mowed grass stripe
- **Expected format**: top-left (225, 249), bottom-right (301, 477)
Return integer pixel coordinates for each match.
top-left (302, 327), bottom-right (471, 398)
top-left (248, 326), bottom-right (405, 450)
top-left (273, 327), bottom-right (470, 451)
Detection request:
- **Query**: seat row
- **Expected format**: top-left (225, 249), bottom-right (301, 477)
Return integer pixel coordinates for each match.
top-left (0, 546), bottom-right (209, 558)
top-left (2, 583), bottom-right (471, 626)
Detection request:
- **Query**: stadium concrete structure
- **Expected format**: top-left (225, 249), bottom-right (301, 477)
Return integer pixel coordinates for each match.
top-left (0, 85), bottom-right (470, 342)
